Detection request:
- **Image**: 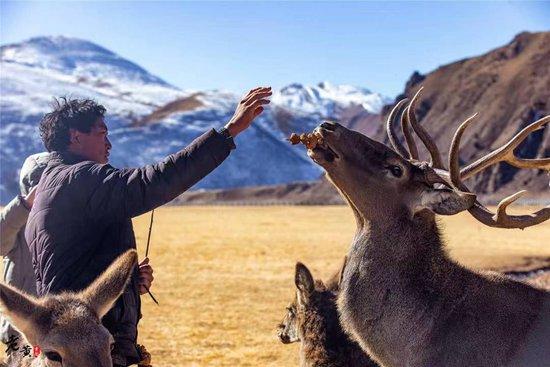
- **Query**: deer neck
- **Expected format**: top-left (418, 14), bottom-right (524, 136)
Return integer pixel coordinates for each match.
top-left (358, 212), bottom-right (445, 263)
top-left (300, 302), bottom-right (350, 367)
top-left (300, 323), bottom-right (333, 367)
top-left (340, 212), bottom-right (461, 363)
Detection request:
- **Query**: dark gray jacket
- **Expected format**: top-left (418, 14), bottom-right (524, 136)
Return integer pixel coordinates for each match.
top-left (25, 129), bottom-right (232, 365)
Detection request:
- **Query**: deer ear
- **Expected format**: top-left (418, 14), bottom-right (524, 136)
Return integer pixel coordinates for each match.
top-left (79, 250), bottom-right (137, 319)
top-left (0, 283), bottom-right (47, 345)
top-left (415, 188), bottom-right (476, 215)
top-left (295, 262), bottom-right (315, 305)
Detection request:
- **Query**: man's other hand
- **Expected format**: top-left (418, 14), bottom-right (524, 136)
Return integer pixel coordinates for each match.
top-left (138, 257), bottom-right (154, 295)
top-left (225, 86), bottom-right (272, 137)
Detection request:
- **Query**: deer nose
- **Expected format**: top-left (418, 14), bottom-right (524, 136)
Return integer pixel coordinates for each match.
top-left (320, 121), bottom-right (339, 131)
top-left (278, 332), bottom-right (290, 344)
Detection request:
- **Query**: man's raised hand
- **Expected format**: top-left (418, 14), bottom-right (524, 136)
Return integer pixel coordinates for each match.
top-left (225, 86), bottom-right (272, 137)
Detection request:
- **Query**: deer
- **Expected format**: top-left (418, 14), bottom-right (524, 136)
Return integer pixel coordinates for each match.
top-left (278, 259), bottom-right (379, 367)
top-left (0, 250), bottom-right (138, 367)
top-left (302, 87), bottom-right (550, 367)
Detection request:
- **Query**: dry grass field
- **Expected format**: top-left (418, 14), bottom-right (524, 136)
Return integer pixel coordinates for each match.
top-left (128, 205), bottom-right (550, 367)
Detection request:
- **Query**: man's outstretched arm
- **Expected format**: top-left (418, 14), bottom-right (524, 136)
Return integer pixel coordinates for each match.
top-left (86, 87), bottom-right (271, 219)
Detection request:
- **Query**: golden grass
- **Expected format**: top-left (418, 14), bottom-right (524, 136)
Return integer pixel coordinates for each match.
top-left (131, 206), bottom-right (550, 366)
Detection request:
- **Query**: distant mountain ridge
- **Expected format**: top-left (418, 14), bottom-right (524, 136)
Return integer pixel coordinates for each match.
top-left (175, 31), bottom-right (550, 205)
top-left (0, 35), bottom-right (387, 203)
top-left (5, 33), bottom-right (545, 206)
top-left (2, 36), bottom-right (172, 87)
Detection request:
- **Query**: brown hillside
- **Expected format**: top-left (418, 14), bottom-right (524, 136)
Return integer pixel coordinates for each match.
top-left (133, 93), bottom-right (204, 127)
top-left (381, 31), bottom-right (549, 200)
top-left (173, 180), bottom-right (344, 205)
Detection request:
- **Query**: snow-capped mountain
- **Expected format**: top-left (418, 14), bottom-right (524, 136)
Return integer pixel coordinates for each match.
top-left (272, 81), bottom-right (386, 117)
top-left (0, 36), bottom-right (388, 203)
top-left (1, 36), bottom-right (185, 118)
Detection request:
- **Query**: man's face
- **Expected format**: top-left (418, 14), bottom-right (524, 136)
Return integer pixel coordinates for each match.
top-left (70, 118), bottom-right (112, 164)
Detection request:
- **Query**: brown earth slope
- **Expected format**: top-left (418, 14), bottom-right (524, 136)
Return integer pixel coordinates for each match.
top-left (380, 31), bottom-right (549, 201)
top-left (133, 93), bottom-right (204, 127)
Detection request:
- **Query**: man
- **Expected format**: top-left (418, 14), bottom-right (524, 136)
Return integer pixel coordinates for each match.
top-left (25, 87), bottom-right (271, 366)
top-left (0, 153), bottom-right (48, 357)
top-left (1, 152), bottom-right (154, 361)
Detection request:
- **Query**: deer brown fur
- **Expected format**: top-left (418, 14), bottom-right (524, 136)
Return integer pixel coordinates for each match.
top-left (278, 261), bottom-right (378, 367)
top-left (0, 250), bottom-right (137, 367)
top-left (302, 103), bottom-right (550, 367)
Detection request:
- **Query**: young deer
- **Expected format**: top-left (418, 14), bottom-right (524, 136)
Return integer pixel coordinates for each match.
top-left (303, 88), bottom-right (550, 367)
top-left (0, 250), bottom-right (138, 367)
top-left (278, 260), bottom-right (378, 367)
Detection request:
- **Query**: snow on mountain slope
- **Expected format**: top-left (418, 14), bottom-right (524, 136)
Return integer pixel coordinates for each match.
top-left (272, 81), bottom-right (388, 116)
top-left (1, 36), bottom-right (185, 117)
top-left (0, 36), bottom-right (387, 203)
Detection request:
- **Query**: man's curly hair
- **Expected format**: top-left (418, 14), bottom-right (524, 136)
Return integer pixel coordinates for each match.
top-left (39, 97), bottom-right (106, 152)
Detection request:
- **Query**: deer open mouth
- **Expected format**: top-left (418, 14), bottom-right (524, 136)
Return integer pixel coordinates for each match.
top-left (288, 129), bottom-right (340, 164)
top-left (308, 142), bottom-right (339, 163)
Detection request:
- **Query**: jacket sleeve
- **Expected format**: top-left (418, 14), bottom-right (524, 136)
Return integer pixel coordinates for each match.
top-left (0, 196), bottom-right (30, 256)
top-left (86, 129), bottom-right (232, 220)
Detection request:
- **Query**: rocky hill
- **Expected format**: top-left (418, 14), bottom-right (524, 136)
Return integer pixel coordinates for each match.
top-left (382, 31), bottom-right (549, 201)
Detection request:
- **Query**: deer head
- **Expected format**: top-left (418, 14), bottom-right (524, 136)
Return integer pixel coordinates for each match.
top-left (307, 88), bottom-right (549, 229)
top-left (278, 263), bottom-right (328, 344)
top-left (0, 250), bottom-right (138, 367)
top-left (278, 261), bottom-right (347, 345)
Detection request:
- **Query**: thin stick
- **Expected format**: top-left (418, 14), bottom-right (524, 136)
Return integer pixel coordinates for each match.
top-left (145, 209), bottom-right (158, 305)
top-left (145, 209), bottom-right (155, 257)
top-left (147, 289), bottom-right (159, 305)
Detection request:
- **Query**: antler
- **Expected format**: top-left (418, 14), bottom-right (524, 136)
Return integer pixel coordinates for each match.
top-left (406, 88), bottom-right (445, 169)
top-left (460, 115), bottom-right (550, 179)
top-left (386, 99), bottom-right (410, 158)
top-left (401, 105), bottom-right (419, 160)
top-left (449, 114), bottom-right (550, 229)
top-left (386, 88), bottom-right (446, 168)
top-left (386, 89), bottom-right (549, 229)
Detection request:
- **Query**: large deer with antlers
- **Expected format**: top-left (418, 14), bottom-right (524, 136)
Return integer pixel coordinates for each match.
top-left (302, 88), bottom-right (550, 367)
top-left (0, 250), bottom-right (137, 367)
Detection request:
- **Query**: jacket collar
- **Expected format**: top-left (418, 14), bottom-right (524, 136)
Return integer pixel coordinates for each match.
top-left (50, 150), bottom-right (91, 165)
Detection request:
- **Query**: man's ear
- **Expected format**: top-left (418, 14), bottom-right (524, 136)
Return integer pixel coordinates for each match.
top-left (295, 262), bottom-right (315, 306)
top-left (69, 128), bottom-right (80, 145)
top-left (0, 283), bottom-right (48, 345)
top-left (79, 250), bottom-right (137, 319)
top-left (414, 188), bottom-right (476, 215)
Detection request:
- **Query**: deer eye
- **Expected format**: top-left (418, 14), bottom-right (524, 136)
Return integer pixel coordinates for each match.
top-left (387, 165), bottom-right (403, 178)
top-left (45, 351), bottom-right (62, 363)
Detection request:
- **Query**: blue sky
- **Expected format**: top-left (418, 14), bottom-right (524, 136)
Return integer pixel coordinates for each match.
top-left (1, 1), bottom-right (549, 97)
